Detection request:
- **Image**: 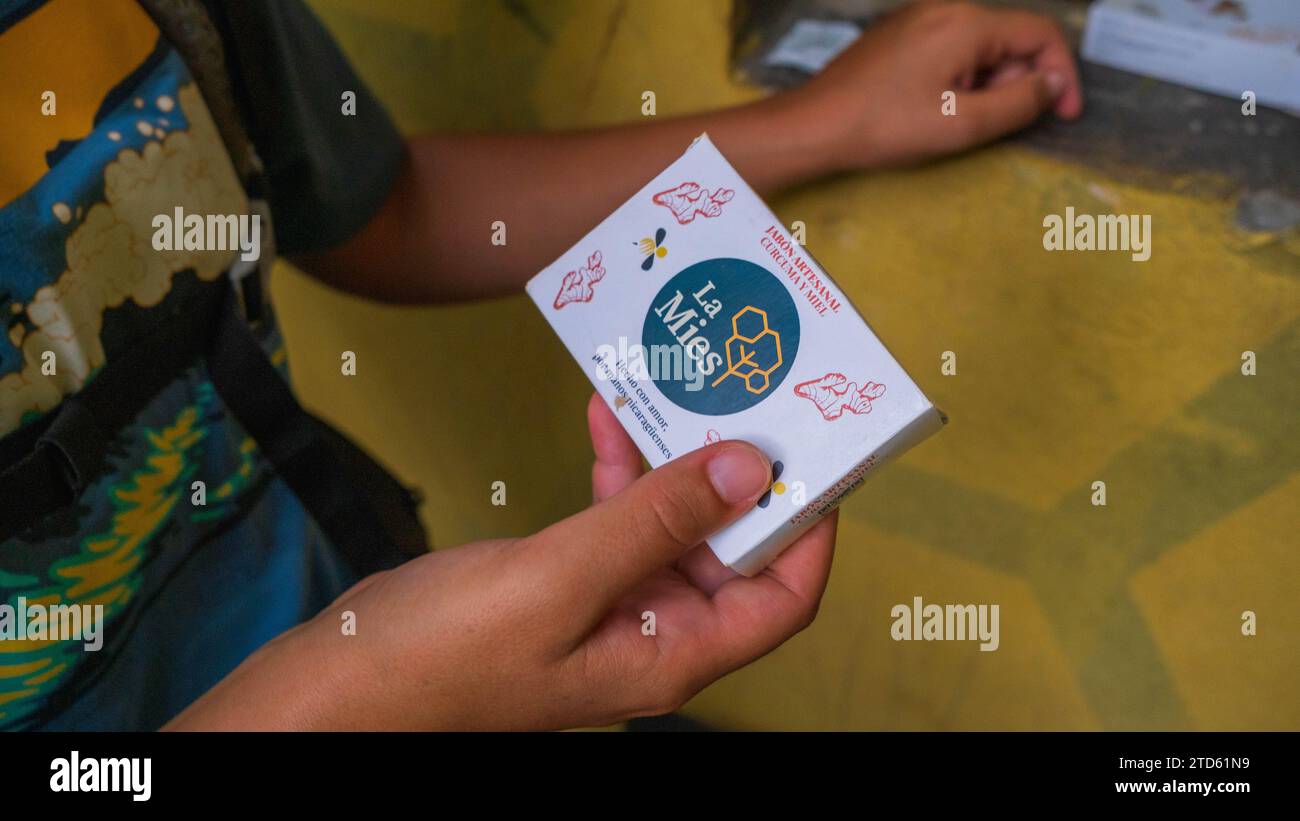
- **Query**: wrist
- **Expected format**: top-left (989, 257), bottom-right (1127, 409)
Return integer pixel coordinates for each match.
top-left (772, 90), bottom-right (848, 181)
top-left (710, 91), bottom-right (841, 193)
top-left (785, 84), bottom-right (883, 176)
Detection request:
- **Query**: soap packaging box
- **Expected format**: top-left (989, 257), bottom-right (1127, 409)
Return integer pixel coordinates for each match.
top-left (1082, 0), bottom-right (1300, 112)
top-left (526, 134), bottom-right (944, 575)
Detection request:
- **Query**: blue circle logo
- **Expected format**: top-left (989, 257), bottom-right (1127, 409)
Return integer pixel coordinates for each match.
top-left (642, 257), bottom-right (800, 415)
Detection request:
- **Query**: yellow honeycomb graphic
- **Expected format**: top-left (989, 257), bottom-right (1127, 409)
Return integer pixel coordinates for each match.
top-left (710, 305), bottom-right (783, 395)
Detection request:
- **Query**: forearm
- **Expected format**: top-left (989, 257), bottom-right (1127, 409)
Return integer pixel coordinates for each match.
top-left (290, 1), bottom-right (1082, 305)
top-left (293, 94), bottom-right (833, 303)
top-left (163, 620), bottom-right (359, 731)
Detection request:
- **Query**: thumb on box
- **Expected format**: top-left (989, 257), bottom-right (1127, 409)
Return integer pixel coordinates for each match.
top-left (519, 440), bottom-right (771, 633)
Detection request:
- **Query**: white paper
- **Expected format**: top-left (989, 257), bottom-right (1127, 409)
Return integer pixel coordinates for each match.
top-left (763, 19), bottom-right (861, 74)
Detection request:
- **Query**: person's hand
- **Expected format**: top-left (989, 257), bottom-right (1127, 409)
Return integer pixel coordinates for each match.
top-left (794, 0), bottom-right (1083, 170)
top-left (168, 394), bottom-right (836, 730)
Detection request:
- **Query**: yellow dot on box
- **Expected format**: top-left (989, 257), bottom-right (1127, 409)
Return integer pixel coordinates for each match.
top-left (656, 247), bottom-right (667, 258)
top-left (773, 481), bottom-right (786, 494)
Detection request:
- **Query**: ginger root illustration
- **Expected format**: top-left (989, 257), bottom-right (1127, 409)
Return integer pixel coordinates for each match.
top-left (794, 372), bottom-right (886, 420)
top-left (652, 182), bottom-right (734, 224)
top-left (552, 250), bottom-right (606, 309)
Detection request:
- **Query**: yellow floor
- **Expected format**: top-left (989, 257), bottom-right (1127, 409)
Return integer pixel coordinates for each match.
top-left (274, 0), bottom-right (1300, 730)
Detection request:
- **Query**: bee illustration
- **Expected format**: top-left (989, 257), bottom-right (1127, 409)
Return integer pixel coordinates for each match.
top-left (757, 461), bottom-right (785, 509)
top-left (636, 228), bottom-right (668, 271)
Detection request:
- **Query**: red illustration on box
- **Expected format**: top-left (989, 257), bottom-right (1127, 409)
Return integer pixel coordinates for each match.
top-left (704, 428), bottom-right (721, 446)
top-left (552, 250), bottom-right (606, 309)
top-left (652, 182), bottom-right (735, 224)
top-left (794, 373), bottom-right (886, 420)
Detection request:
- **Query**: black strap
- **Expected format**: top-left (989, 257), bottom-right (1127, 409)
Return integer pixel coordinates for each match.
top-left (204, 285), bottom-right (428, 573)
top-left (137, 0), bottom-right (262, 182)
top-left (0, 275), bottom-right (426, 574)
top-left (0, 280), bottom-right (223, 536)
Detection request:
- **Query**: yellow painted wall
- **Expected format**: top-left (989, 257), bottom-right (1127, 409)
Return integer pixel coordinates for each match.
top-left (274, 0), bottom-right (1300, 730)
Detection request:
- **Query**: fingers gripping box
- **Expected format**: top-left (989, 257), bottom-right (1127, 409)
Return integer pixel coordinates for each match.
top-left (526, 135), bottom-right (945, 575)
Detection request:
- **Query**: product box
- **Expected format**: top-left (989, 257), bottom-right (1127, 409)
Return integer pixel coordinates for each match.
top-left (526, 135), bottom-right (944, 575)
top-left (1082, 0), bottom-right (1300, 112)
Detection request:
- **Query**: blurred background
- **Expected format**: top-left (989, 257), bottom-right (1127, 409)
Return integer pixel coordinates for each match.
top-left (272, 0), bottom-right (1299, 730)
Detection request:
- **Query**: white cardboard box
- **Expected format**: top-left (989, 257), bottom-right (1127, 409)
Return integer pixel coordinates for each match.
top-left (1082, 0), bottom-right (1300, 112)
top-left (526, 135), bottom-right (944, 575)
